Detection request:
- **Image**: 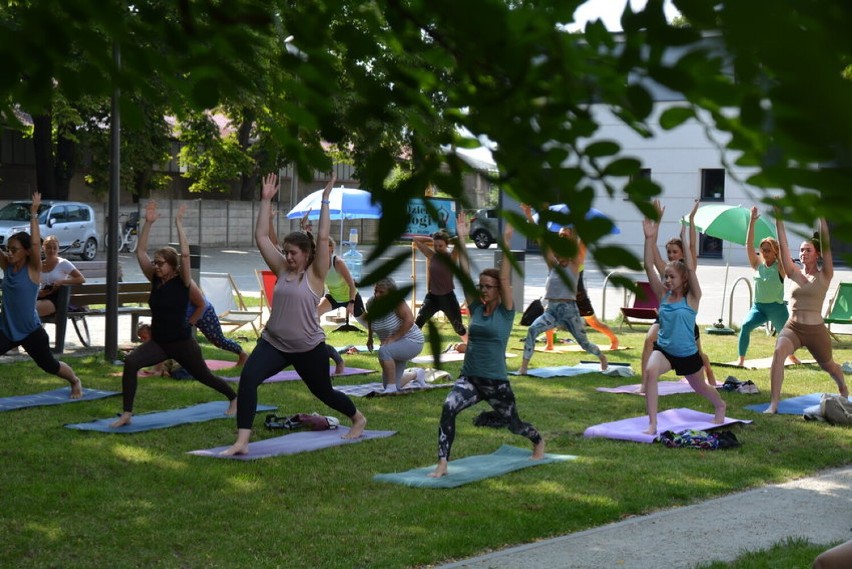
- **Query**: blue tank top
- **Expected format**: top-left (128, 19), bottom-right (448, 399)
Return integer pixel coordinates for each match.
top-left (0, 264), bottom-right (41, 342)
top-left (656, 292), bottom-right (697, 357)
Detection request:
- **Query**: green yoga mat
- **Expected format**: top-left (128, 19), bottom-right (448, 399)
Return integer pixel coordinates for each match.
top-left (373, 445), bottom-right (576, 489)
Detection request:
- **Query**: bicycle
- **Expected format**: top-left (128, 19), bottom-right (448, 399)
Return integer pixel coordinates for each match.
top-left (104, 211), bottom-right (140, 253)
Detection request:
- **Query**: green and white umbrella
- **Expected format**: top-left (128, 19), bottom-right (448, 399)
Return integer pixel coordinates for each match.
top-left (680, 204), bottom-right (776, 247)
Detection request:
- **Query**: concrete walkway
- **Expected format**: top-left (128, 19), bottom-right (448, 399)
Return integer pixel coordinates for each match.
top-left (440, 465), bottom-right (852, 568)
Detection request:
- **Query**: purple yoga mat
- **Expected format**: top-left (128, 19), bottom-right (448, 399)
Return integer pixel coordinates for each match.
top-left (596, 380), bottom-right (723, 396)
top-left (583, 408), bottom-right (751, 444)
top-left (221, 367), bottom-right (375, 383)
top-left (188, 427), bottom-right (396, 459)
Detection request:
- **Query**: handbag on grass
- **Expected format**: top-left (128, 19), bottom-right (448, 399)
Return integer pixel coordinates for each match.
top-left (520, 298), bottom-right (544, 326)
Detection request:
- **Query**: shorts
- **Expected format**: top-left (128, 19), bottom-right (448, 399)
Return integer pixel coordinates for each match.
top-left (653, 342), bottom-right (703, 376)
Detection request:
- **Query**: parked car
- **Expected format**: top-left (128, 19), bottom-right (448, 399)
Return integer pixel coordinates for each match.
top-left (0, 200), bottom-right (99, 261)
top-left (468, 208), bottom-right (499, 249)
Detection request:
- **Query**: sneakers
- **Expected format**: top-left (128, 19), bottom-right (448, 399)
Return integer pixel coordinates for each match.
top-left (736, 380), bottom-right (759, 394)
top-left (721, 376), bottom-right (759, 394)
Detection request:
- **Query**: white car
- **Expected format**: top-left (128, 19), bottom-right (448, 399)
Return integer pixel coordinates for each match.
top-left (0, 200), bottom-right (99, 261)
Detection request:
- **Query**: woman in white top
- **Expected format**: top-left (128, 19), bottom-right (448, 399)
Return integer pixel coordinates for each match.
top-left (36, 235), bottom-right (86, 317)
top-left (365, 277), bottom-right (425, 392)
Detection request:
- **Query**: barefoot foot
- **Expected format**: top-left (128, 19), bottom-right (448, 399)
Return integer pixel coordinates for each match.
top-left (219, 443), bottom-right (249, 456)
top-left (237, 351), bottom-right (249, 367)
top-left (343, 411), bottom-right (367, 439)
top-left (713, 400), bottom-right (727, 424)
top-left (787, 355), bottom-right (801, 365)
top-left (599, 354), bottom-right (608, 372)
top-left (428, 459), bottom-right (449, 478)
top-left (226, 398), bottom-right (238, 416)
top-left (643, 424), bottom-right (657, 435)
top-left (334, 362), bottom-right (345, 375)
top-left (763, 405), bottom-right (778, 415)
top-left (531, 439), bottom-right (545, 460)
top-left (110, 412), bottom-right (132, 428)
top-left (69, 377), bottom-right (83, 399)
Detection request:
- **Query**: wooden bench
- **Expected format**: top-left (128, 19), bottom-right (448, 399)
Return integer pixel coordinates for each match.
top-left (43, 281), bottom-right (151, 353)
top-left (38, 261), bottom-right (151, 353)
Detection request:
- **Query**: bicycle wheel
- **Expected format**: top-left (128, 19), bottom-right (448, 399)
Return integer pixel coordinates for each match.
top-left (128, 231), bottom-right (138, 253)
top-left (71, 315), bottom-right (91, 347)
top-left (104, 228), bottom-right (122, 252)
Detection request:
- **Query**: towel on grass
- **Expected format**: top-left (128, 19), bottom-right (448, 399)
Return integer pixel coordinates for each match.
top-left (596, 379), bottom-right (723, 396)
top-left (336, 382), bottom-right (456, 398)
top-left (745, 393), bottom-right (852, 415)
top-left (65, 401), bottom-right (276, 433)
top-left (373, 445), bottom-right (576, 489)
top-left (512, 362), bottom-right (634, 379)
top-left (221, 367), bottom-right (375, 383)
top-left (411, 352), bottom-right (516, 364)
top-left (712, 357), bottom-right (816, 370)
top-left (188, 427), bottom-right (396, 459)
top-left (583, 408), bottom-right (751, 444)
top-left (334, 345), bottom-right (372, 354)
top-left (0, 387), bottom-right (119, 412)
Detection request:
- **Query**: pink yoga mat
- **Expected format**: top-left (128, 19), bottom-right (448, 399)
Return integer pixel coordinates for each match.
top-left (221, 367), bottom-right (375, 383)
top-left (583, 408), bottom-right (751, 444)
top-left (596, 380), bottom-right (723, 396)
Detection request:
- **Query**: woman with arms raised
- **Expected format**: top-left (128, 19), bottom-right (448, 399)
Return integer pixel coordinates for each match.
top-left (222, 173), bottom-right (367, 455)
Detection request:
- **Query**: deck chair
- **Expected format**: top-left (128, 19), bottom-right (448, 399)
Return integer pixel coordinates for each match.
top-left (199, 272), bottom-right (262, 336)
top-left (256, 269), bottom-right (276, 311)
top-left (619, 281), bottom-right (660, 331)
top-left (824, 281), bottom-right (852, 341)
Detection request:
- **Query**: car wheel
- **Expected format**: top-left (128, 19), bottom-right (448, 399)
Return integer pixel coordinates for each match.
top-left (472, 230), bottom-right (492, 249)
top-left (80, 238), bottom-right (98, 261)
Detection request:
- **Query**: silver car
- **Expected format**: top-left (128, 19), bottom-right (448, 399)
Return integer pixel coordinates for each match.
top-left (0, 200), bottom-right (99, 261)
top-left (469, 208), bottom-right (499, 249)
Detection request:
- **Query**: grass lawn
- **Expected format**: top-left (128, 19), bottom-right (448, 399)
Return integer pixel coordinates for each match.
top-left (1, 320), bottom-right (850, 568)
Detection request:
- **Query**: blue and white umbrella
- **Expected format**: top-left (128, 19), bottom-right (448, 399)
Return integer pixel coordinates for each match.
top-left (287, 186), bottom-right (381, 221)
top-left (533, 203), bottom-right (620, 235)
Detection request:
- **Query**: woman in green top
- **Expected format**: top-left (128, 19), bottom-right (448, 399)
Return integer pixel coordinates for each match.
top-left (429, 220), bottom-right (544, 478)
top-left (736, 206), bottom-right (798, 366)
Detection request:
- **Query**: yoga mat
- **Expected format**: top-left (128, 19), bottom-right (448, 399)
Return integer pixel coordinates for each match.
top-left (745, 393), bottom-right (852, 415)
top-left (373, 445), bottom-right (576, 489)
top-left (411, 352), bottom-right (516, 364)
top-left (335, 382), bottom-right (456, 398)
top-left (531, 344), bottom-right (630, 354)
top-left (0, 387), bottom-right (119, 412)
top-left (596, 379), bottom-right (723, 396)
top-left (583, 408), bottom-right (751, 444)
top-left (188, 427), bottom-right (396, 459)
top-left (334, 345), bottom-right (372, 354)
top-left (65, 401), bottom-right (276, 433)
top-left (512, 362), bottom-right (634, 379)
top-left (111, 359), bottom-right (239, 377)
top-left (713, 357), bottom-right (816, 370)
top-left (221, 367), bottom-right (375, 383)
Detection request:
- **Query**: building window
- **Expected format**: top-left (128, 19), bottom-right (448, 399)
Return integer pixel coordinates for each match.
top-left (624, 168), bottom-right (652, 200)
top-left (700, 168), bottom-right (725, 201)
top-left (699, 233), bottom-right (723, 258)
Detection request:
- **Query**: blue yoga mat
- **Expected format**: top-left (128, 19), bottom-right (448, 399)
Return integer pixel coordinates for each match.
top-left (511, 362), bottom-right (634, 379)
top-left (373, 445), bottom-right (576, 489)
top-left (189, 427), bottom-right (396, 459)
top-left (0, 387), bottom-right (119, 412)
top-left (745, 393), bottom-right (851, 415)
top-left (65, 401), bottom-right (276, 433)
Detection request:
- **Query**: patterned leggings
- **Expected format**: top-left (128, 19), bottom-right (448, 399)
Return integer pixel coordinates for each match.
top-left (437, 376), bottom-right (541, 460)
top-left (194, 303), bottom-right (243, 355)
top-left (522, 300), bottom-right (602, 361)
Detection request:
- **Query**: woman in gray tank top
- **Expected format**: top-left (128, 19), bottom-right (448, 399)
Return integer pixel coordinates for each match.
top-left (221, 173), bottom-right (367, 456)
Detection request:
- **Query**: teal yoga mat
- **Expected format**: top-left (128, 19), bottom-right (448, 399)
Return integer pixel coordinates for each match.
top-left (65, 401), bottom-right (276, 433)
top-left (373, 445), bottom-right (576, 488)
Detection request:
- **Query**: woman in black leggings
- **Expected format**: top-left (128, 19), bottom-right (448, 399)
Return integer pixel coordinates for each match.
top-left (111, 202), bottom-right (236, 428)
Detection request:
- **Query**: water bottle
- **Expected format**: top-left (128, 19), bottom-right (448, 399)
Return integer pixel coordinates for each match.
top-left (342, 235), bottom-right (363, 283)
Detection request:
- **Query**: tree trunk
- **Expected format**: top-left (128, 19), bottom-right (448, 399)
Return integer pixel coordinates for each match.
top-left (236, 110), bottom-right (257, 201)
top-left (54, 124), bottom-right (77, 200)
top-left (32, 112), bottom-right (57, 198)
